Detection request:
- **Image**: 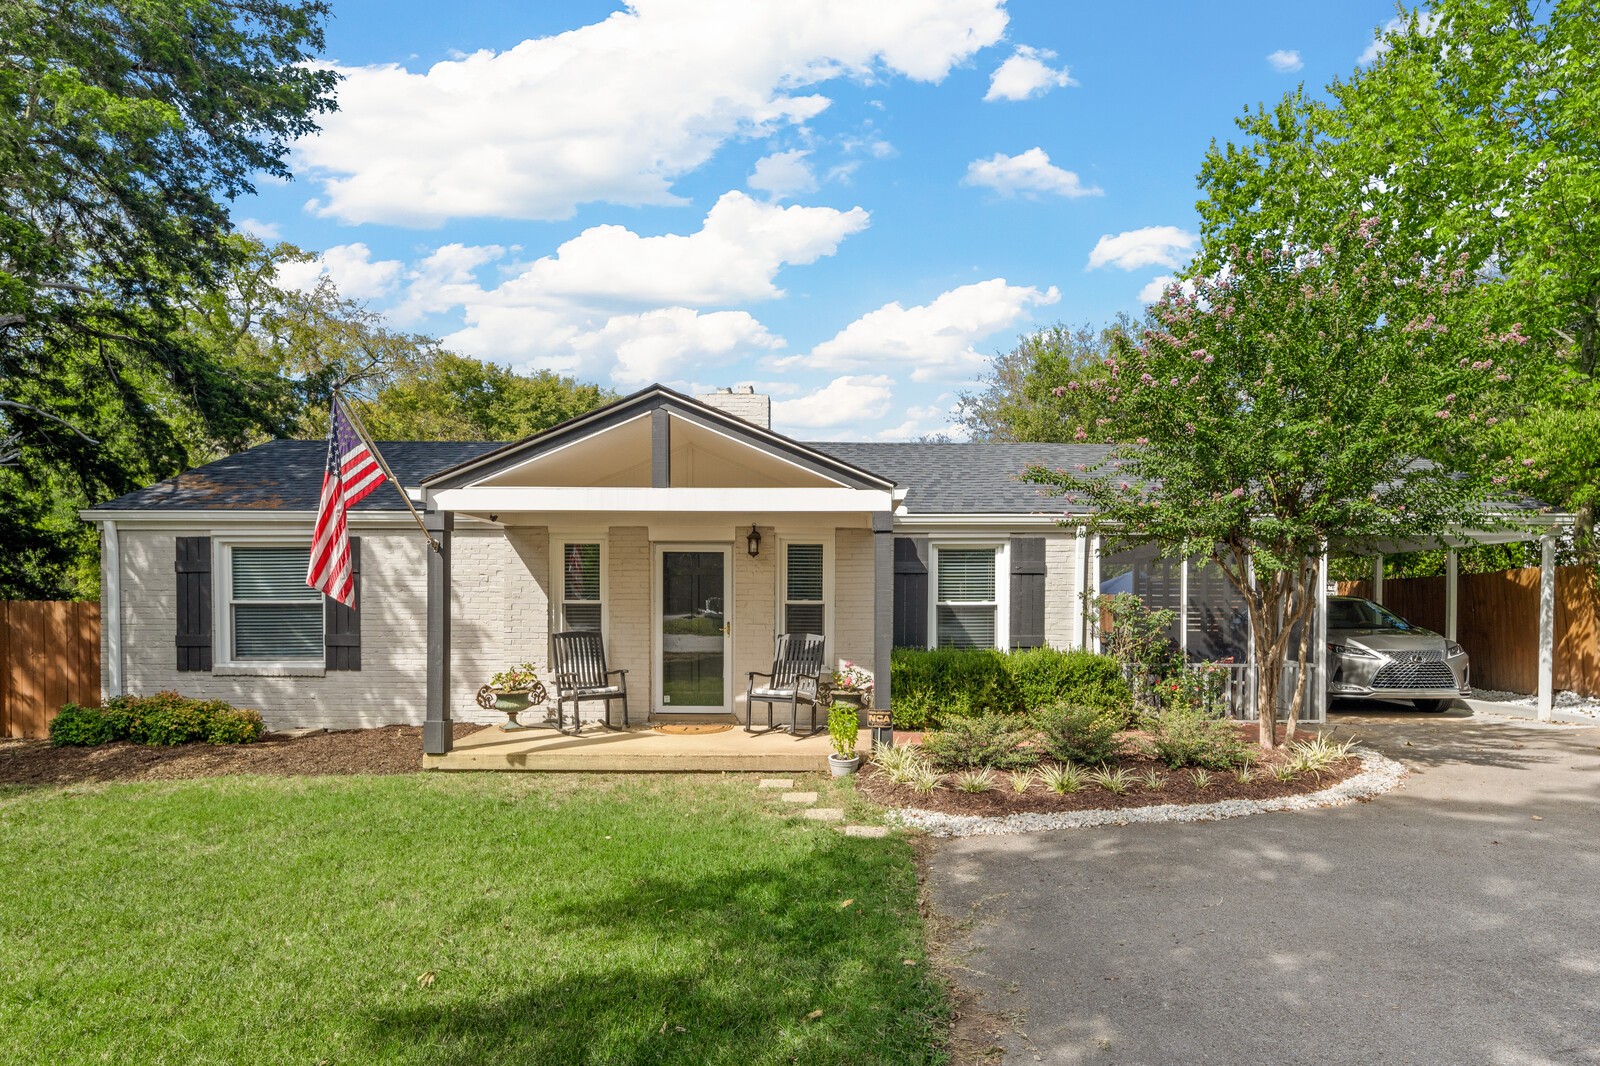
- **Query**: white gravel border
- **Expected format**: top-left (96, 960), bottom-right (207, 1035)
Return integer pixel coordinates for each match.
top-left (886, 748), bottom-right (1408, 838)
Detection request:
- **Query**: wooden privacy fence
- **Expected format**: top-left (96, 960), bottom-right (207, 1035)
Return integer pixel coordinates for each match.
top-left (1338, 566), bottom-right (1600, 698)
top-left (1, 601), bottom-right (101, 738)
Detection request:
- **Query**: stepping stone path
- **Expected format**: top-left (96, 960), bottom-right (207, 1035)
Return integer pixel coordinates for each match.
top-left (758, 779), bottom-right (890, 837)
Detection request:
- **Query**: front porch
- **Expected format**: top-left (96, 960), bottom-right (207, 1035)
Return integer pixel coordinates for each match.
top-left (423, 721), bottom-right (862, 772)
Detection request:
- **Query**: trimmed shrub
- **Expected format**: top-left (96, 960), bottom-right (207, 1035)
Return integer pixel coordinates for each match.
top-left (49, 703), bottom-right (117, 747)
top-left (204, 706), bottom-right (266, 746)
top-left (1006, 646), bottom-right (1133, 722)
top-left (890, 647), bottom-right (1024, 730)
top-left (1032, 702), bottom-right (1124, 766)
top-left (1145, 706), bottom-right (1254, 770)
top-left (52, 692), bottom-right (264, 748)
top-left (921, 715), bottom-right (1038, 771)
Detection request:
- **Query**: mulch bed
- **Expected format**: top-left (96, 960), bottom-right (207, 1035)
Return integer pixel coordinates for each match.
top-left (0, 723), bottom-right (485, 787)
top-left (857, 725), bottom-right (1363, 816)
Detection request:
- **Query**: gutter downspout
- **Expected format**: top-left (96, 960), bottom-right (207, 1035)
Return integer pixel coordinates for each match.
top-left (103, 521), bottom-right (123, 699)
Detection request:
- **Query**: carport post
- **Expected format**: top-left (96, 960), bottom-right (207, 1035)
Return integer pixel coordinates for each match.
top-left (1537, 535), bottom-right (1555, 721)
top-left (1371, 554), bottom-right (1384, 605)
top-left (1445, 549), bottom-right (1459, 642)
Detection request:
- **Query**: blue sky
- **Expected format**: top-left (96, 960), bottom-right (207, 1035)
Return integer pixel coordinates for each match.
top-left (237, 0), bottom-right (1412, 439)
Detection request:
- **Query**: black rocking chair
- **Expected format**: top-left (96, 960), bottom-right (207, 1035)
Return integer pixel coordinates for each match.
top-left (746, 632), bottom-right (827, 735)
top-left (552, 631), bottom-right (629, 734)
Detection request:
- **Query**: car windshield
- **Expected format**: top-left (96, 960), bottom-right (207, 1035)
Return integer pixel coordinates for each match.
top-left (1328, 598), bottom-right (1418, 631)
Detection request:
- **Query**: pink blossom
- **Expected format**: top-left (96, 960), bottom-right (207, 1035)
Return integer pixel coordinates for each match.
top-left (1074, 427), bottom-right (1088, 441)
top-left (1135, 437), bottom-right (1149, 445)
top-left (1445, 393), bottom-right (1456, 403)
top-left (1051, 386), bottom-right (1067, 397)
top-left (1522, 458), bottom-right (1535, 467)
top-left (1486, 417), bottom-right (1500, 426)
top-left (1191, 349), bottom-right (1208, 361)
top-left (1067, 381), bottom-right (1081, 391)
top-left (1435, 410), bottom-right (1451, 419)
top-left (1170, 377), bottom-right (1181, 387)
top-left (1119, 482), bottom-right (1131, 491)
top-left (1203, 354), bottom-right (1214, 364)
top-left (1140, 373), bottom-right (1155, 384)
top-left (1231, 487), bottom-right (1245, 498)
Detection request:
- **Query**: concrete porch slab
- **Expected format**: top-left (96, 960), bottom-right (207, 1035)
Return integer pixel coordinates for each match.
top-left (423, 723), bottom-right (860, 773)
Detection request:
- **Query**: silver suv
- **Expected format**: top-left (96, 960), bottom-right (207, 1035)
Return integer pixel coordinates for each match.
top-left (1326, 596), bottom-right (1471, 713)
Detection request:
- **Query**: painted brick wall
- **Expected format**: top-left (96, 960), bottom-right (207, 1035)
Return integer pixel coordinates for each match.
top-left (115, 525), bottom-right (431, 730)
top-left (1044, 532), bottom-right (1083, 649)
top-left (605, 526), bottom-right (652, 723)
top-left (834, 527), bottom-right (875, 683)
top-left (110, 523), bottom-right (556, 731)
top-left (732, 527), bottom-right (777, 725)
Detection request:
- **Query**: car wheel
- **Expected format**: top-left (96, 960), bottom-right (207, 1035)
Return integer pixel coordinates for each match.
top-left (1413, 698), bottom-right (1451, 713)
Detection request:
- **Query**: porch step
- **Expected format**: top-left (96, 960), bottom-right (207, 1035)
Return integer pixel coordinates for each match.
top-left (758, 779), bottom-right (795, 790)
top-left (802, 808), bottom-right (845, 822)
top-left (781, 791), bottom-right (819, 804)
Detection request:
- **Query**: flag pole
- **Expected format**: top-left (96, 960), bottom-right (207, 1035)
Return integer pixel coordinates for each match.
top-left (335, 390), bottom-right (442, 553)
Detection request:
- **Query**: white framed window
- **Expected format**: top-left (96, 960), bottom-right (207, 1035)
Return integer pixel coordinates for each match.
top-left (930, 542), bottom-right (1009, 650)
top-left (783, 542), bottom-right (826, 636)
top-left (560, 541), bottom-right (604, 633)
top-left (221, 544), bottom-right (323, 663)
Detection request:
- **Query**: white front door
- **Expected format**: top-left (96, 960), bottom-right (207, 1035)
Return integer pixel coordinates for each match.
top-left (655, 546), bottom-right (733, 713)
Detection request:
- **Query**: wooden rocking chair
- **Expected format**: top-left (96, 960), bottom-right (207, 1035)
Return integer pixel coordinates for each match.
top-left (552, 631), bottom-right (629, 734)
top-left (745, 632), bottom-right (827, 735)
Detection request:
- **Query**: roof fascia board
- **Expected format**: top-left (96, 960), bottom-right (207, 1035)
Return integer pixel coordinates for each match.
top-left (431, 486), bottom-right (893, 514)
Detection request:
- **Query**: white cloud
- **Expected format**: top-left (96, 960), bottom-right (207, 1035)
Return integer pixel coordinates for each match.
top-left (963, 147), bottom-right (1102, 199)
top-left (476, 191), bottom-right (868, 309)
top-left (572, 308), bottom-right (783, 386)
top-left (296, 0), bottom-right (1008, 225)
top-left (1266, 49), bottom-right (1303, 73)
top-left (1138, 275), bottom-right (1177, 303)
top-left (773, 375), bottom-right (896, 430)
top-left (236, 217), bottom-right (282, 240)
top-left (397, 191), bottom-right (862, 383)
top-left (780, 278), bottom-right (1060, 382)
top-left (1086, 226), bottom-right (1198, 272)
top-left (748, 149), bottom-right (819, 201)
top-left (274, 242), bottom-right (405, 301)
top-left (1360, 13), bottom-right (1441, 65)
top-left (984, 45), bottom-right (1077, 102)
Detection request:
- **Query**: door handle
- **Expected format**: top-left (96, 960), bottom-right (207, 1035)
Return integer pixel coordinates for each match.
top-left (721, 622), bottom-right (732, 636)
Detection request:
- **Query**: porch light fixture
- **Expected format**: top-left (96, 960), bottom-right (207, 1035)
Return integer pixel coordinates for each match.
top-left (746, 524), bottom-right (762, 558)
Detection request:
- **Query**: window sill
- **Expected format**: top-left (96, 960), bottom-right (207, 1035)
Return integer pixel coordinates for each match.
top-left (213, 663), bottom-right (327, 678)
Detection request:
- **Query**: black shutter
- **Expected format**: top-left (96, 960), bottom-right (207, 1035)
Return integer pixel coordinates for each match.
top-left (1009, 537), bottom-right (1047, 649)
top-left (892, 536), bottom-right (929, 648)
top-left (324, 537), bottom-right (362, 670)
top-left (175, 536), bottom-right (213, 672)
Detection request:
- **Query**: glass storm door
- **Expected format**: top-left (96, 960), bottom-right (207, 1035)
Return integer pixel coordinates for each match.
top-left (659, 549), bottom-right (730, 711)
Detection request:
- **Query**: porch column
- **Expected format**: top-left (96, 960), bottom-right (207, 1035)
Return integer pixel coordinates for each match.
top-left (872, 512), bottom-right (894, 743)
top-left (1538, 535), bottom-right (1555, 721)
top-left (1371, 554), bottom-right (1385, 605)
top-left (1445, 549), bottom-right (1459, 642)
top-left (1314, 548), bottom-right (1329, 723)
top-left (424, 510), bottom-right (455, 755)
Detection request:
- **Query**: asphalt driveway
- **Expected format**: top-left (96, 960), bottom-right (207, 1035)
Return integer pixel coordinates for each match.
top-left (926, 706), bottom-right (1600, 1065)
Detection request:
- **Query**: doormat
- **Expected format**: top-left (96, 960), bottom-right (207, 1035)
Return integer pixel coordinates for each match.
top-left (653, 723), bottom-right (735, 735)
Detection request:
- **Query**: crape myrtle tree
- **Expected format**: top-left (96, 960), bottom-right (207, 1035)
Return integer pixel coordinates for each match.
top-left (1023, 213), bottom-right (1530, 747)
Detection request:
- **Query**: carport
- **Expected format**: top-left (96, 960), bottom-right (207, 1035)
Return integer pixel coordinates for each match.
top-left (1334, 513), bottom-right (1573, 720)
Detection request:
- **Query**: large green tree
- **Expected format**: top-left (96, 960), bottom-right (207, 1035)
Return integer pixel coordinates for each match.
top-left (956, 320), bottom-right (1132, 442)
top-left (1, 0), bottom-right (337, 597)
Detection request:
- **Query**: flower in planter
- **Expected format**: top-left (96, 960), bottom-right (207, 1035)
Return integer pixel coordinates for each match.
top-left (488, 663), bottom-right (540, 691)
top-left (832, 661), bottom-right (874, 695)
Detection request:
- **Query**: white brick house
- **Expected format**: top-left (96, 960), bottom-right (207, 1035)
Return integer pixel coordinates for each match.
top-left (84, 383), bottom-right (1340, 752)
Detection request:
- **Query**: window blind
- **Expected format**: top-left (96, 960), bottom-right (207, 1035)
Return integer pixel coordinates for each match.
top-left (564, 544), bottom-right (601, 601)
top-left (785, 544), bottom-right (824, 636)
top-left (231, 546), bottom-right (321, 660)
top-left (937, 549), bottom-right (995, 601)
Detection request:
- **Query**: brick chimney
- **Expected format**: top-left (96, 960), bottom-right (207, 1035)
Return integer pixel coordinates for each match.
top-left (698, 386), bottom-right (770, 429)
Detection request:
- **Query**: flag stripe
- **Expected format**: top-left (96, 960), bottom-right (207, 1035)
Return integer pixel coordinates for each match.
top-left (308, 399), bottom-right (388, 609)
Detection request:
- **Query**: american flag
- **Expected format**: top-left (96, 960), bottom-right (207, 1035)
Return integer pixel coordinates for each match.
top-left (307, 398), bottom-right (387, 607)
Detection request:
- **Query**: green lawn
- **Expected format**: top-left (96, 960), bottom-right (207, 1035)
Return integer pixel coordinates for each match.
top-left (0, 773), bottom-right (946, 1065)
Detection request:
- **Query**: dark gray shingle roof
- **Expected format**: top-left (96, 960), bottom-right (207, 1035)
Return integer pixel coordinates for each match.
top-left (809, 442), bottom-right (1109, 514)
top-left (90, 437), bottom-right (1112, 515)
top-left (93, 439), bottom-right (500, 512)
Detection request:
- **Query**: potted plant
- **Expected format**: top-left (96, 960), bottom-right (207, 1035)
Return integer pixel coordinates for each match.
top-left (475, 663), bottom-right (547, 731)
top-left (829, 661), bottom-right (874, 710)
top-left (827, 702), bottom-right (862, 776)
